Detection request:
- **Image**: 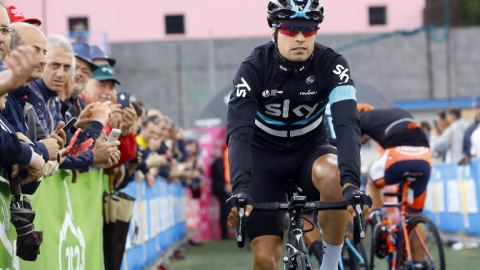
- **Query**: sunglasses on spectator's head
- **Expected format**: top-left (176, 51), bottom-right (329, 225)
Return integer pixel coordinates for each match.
top-left (274, 24), bottom-right (319, 37)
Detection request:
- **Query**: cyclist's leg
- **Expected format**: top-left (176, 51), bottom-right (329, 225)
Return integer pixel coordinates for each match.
top-left (303, 152), bottom-right (347, 243)
top-left (366, 149), bottom-right (390, 211)
top-left (312, 154), bottom-right (348, 269)
top-left (247, 146), bottom-right (289, 270)
top-left (297, 144), bottom-right (345, 269)
top-left (251, 236), bottom-right (284, 270)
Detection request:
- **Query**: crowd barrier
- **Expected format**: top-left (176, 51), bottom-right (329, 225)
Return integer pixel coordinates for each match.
top-left (0, 170), bottom-right (188, 270)
top-left (424, 160), bottom-right (480, 235)
top-left (120, 178), bottom-right (187, 270)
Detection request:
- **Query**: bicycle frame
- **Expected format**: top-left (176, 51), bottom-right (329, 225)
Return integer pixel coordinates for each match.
top-left (285, 196), bottom-right (313, 269)
top-left (368, 178), bottom-right (442, 270)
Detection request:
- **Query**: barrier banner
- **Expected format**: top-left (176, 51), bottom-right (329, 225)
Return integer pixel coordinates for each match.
top-left (0, 170), bottom-right (106, 270)
top-left (0, 177), bottom-right (20, 269)
top-left (120, 178), bottom-right (187, 270)
top-left (424, 160), bottom-right (480, 235)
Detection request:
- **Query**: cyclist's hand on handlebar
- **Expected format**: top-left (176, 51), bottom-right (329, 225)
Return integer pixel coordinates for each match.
top-left (225, 192), bottom-right (253, 227)
top-left (343, 184), bottom-right (372, 218)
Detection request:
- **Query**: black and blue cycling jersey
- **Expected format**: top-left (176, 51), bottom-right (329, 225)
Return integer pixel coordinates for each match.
top-left (227, 41), bottom-right (362, 192)
top-left (360, 107), bottom-right (429, 149)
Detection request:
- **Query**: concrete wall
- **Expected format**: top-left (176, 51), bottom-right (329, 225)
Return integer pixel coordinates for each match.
top-left (110, 26), bottom-right (480, 128)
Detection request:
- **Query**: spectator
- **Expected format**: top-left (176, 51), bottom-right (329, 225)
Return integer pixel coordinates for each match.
top-left (429, 109), bottom-right (448, 162)
top-left (131, 100), bottom-right (146, 135)
top-left (0, 3), bottom-right (11, 73)
top-left (81, 64), bottom-right (137, 169)
top-left (0, 2), bottom-right (44, 190)
top-left (29, 35), bottom-right (73, 134)
top-left (135, 116), bottom-right (168, 187)
top-left (431, 108), bottom-right (469, 163)
top-left (0, 6), bottom-right (37, 95)
top-left (2, 22), bottom-right (64, 165)
top-left (0, 91), bottom-right (44, 192)
top-left (80, 64), bottom-right (120, 104)
top-left (66, 42), bottom-right (98, 118)
top-left (23, 36), bottom-right (119, 171)
top-left (420, 121), bottom-right (431, 140)
top-left (462, 95), bottom-right (480, 163)
top-left (90, 45), bottom-right (116, 67)
top-left (434, 109), bottom-right (449, 135)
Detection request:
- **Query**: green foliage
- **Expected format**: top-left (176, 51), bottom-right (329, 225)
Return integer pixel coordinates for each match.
top-left (426, 0), bottom-right (480, 26)
top-left (457, 0), bottom-right (480, 26)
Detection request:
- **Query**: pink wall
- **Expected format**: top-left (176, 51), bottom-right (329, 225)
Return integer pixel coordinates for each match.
top-left (9, 0), bottom-right (424, 42)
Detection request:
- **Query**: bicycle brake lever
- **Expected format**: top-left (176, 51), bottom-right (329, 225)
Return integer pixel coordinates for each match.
top-left (237, 198), bottom-right (246, 249)
top-left (353, 195), bottom-right (365, 245)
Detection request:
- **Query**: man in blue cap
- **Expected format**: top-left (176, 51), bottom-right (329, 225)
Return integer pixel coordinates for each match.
top-left (67, 42), bottom-right (98, 118)
top-left (90, 45), bottom-right (116, 67)
top-left (462, 95), bottom-right (480, 164)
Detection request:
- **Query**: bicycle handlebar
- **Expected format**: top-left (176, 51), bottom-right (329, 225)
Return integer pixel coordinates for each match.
top-left (236, 196), bottom-right (366, 248)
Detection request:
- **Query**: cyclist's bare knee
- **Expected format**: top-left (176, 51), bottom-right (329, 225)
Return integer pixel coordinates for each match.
top-left (312, 154), bottom-right (341, 201)
top-left (251, 235), bottom-right (283, 270)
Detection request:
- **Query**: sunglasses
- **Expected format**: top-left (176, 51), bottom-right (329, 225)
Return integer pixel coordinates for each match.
top-left (275, 24), bottom-right (319, 37)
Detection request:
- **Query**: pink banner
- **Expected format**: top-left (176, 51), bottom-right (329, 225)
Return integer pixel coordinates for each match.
top-left (191, 126), bottom-right (226, 240)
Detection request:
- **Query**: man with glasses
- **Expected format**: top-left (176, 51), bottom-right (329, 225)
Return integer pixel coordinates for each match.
top-left (0, 11), bottom-right (13, 68)
top-left (226, 1), bottom-right (371, 270)
top-left (0, 3), bottom-right (46, 192)
top-left (0, 3), bottom-right (38, 94)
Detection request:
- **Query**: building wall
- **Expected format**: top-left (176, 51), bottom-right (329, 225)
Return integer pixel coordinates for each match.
top-left (11, 0), bottom-right (424, 42)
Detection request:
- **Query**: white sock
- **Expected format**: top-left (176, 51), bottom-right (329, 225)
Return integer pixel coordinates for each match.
top-left (319, 241), bottom-right (343, 270)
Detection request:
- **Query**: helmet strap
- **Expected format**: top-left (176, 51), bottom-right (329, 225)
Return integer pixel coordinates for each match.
top-left (273, 28), bottom-right (279, 47)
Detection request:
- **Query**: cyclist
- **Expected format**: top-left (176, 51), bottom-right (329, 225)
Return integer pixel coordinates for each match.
top-left (226, 1), bottom-right (371, 269)
top-left (358, 104), bottom-right (432, 268)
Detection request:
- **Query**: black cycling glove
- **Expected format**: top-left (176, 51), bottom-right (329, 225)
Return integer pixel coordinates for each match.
top-left (342, 185), bottom-right (372, 209)
top-left (225, 192), bottom-right (254, 214)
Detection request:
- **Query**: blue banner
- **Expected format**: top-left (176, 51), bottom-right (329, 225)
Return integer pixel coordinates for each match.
top-left (424, 160), bottom-right (480, 235)
top-left (120, 178), bottom-right (187, 270)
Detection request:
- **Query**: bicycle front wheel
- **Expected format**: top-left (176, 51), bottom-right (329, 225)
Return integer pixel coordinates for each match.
top-left (397, 215), bottom-right (445, 270)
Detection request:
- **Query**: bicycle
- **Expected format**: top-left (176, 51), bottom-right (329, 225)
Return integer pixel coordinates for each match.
top-left (236, 182), bottom-right (366, 270)
top-left (365, 172), bottom-right (445, 270)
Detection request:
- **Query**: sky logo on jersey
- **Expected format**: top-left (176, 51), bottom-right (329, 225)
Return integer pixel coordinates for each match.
top-left (264, 99), bottom-right (319, 119)
top-left (333, 64), bottom-right (350, 84)
top-left (305, 75), bottom-right (315, 84)
top-left (235, 77), bottom-right (251, 98)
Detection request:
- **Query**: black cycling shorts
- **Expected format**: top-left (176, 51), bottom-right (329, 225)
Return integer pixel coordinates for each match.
top-left (246, 143), bottom-right (337, 241)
